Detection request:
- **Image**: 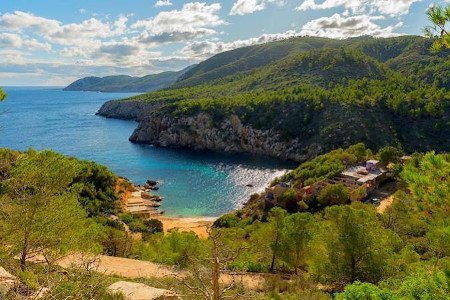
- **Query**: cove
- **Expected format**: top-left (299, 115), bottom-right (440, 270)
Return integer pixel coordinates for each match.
top-left (0, 87), bottom-right (295, 217)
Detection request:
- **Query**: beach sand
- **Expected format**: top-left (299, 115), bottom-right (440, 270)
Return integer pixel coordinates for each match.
top-left (151, 216), bottom-right (216, 238)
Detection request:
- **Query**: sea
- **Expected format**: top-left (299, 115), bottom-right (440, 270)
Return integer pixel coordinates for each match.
top-left (0, 87), bottom-right (295, 217)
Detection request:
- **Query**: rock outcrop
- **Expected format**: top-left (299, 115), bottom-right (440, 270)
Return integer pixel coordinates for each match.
top-left (0, 266), bottom-right (17, 296)
top-left (108, 281), bottom-right (179, 300)
top-left (129, 113), bottom-right (324, 162)
top-left (100, 98), bottom-right (449, 163)
top-left (96, 100), bottom-right (165, 121)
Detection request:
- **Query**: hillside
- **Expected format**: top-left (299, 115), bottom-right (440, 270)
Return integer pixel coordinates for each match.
top-left (64, 66), bottom-right (194, 93)
top-left (97, 35), bottom-right (450, 161)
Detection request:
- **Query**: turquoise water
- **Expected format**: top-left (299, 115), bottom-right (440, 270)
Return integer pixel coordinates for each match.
top-left (0, 87), bottom-right (294, 217)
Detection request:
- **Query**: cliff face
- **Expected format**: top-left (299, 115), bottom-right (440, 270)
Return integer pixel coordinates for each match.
top-left (129, 113), bottom-right (324, 162)
top-left (127, 104), bottom-right (449, 162)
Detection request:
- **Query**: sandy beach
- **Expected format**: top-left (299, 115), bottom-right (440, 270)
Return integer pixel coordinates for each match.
top-left (118, 180), bottom-right (216, 238)
top-left (151, 215), bottom-right (216, 238)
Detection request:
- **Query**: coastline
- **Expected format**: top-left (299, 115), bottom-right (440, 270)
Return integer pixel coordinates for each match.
top-left (118, 180), bottom-right (216, 238)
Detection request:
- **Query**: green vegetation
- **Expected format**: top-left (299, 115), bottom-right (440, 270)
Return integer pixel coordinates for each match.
top-left (0, 149), bottom-right (120, 217)
top-left (0, 88), bottom-right (5, 101)
top-left (425, 4), bottom-right (450, 52)
top-left (378, 146), bottom-right (402, 166)
top-left (108, 36), bottom-right (450, 156)
top-left (0, 146), bottom-right (447, 299)
top-left (119, 213), bottom-right (163, 234)
top-left (0, 149), bottom-right (118, 270)
top-left (317, 183), bottom-right (350, 206)
top-left (276, 143), bottom-right (371, 187)
top-left (207, 151), bottom-right (448, 298)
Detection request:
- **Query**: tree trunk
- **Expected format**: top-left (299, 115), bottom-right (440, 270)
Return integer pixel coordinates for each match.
top-left (20, 232), bottom-right (29, 271)
top-left (269, 253), bottom-right (276, 273)
top-left (212, 242), bottom-right (220, 300)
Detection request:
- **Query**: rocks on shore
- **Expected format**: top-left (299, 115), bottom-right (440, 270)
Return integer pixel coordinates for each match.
top-left (108, 281), bottom-right (179, 300)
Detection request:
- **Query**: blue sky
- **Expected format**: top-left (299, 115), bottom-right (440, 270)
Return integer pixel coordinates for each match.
top-left (0, 0), bottom-right (445, 86)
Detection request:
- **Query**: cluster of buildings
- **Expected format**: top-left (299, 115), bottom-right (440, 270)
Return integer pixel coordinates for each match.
top-left (266, 159), bottom-right (390, 204)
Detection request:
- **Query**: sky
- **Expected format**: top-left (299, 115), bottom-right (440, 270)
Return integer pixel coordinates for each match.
top-left (0, 0), bottom-right (447, 86)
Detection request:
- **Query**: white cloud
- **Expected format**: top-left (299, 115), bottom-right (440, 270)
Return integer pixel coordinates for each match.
top-left (182, 30), bottom-right (299, 57)
top-left (0, 33), bottom-right (51, 51)
top-left (0, 33), bottom-right (22, 48)
top-left (299, 13), bottom-right (403, 39)
top-left (183, 11), bottom-right (403, 58)
top-left (230, 0), bottom-right (286, 16)
top-left (154, 0), bottom-right (173, 7)
top-left (132, 2), bottom-right (225, 43)
top-left (0, 10), bottom-right (60, 32)
top-left (297, 0), bottom-right (421, 17)
top-left (0, 11), bottom-right (128, 47)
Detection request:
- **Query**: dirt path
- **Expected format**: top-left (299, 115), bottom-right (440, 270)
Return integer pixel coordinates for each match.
top-left (377, 195), bottom-right (394, 213)
top-left (58, 254), bottom-right (266, 290)
top-left (58, 254), bottom-right (184, 279)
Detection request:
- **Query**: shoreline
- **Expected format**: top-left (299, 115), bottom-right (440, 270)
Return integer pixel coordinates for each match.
top-left (118, 180), bottom-right (216, 238)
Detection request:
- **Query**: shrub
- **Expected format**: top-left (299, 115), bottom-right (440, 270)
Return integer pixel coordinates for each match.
top-left (246, 262), bottom-right (266, 273)
top-left (317, 184), bottom-right (350, 206)
top-left (378, 146), bottom-right (402, 166)
top-left (119, 213), bottom-right (134, 225)
top-left (144, 219), bottom-right (164, 233)
top-left (213, 214), bottom-right (241, 228)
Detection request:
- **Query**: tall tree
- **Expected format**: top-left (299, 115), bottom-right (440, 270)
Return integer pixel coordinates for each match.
top-left (401, 152), bottom-right (450, 212)
top-left (308, 203), bottom-right (399, 288)
top-left (0, 150), bottom-right (99, 270)
top-left (274, 212), bottom-right (313, 273)
top-left (267, 207), bottom-right (288, 273)
top-left (425, 4), bottom-right (450, 52)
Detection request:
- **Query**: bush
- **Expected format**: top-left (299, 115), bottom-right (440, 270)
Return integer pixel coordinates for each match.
top-left (128, 220), bottom-right (147, 232)
top-left (106, 219), bottom-right (125, 231)
top-left (119, 213), bottom-right (134, 225)
top-left (335, 281), bottom-right (394, 300)
top-left (317, 184), bottom-right (350, 206)
top-left (246, 262), bottom-right (266, 273)
top-left (144, 219), bottom-right (164, 233)
top-left (378, 146), bottom-right (402, 166)
top-left (213, 214), bottom-right (241, 228)
top-left (132, 231), bottom-right (208, 268)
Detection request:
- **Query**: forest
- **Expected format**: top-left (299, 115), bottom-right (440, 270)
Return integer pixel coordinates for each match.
top-left (0, 146), bottom-right (448, 299)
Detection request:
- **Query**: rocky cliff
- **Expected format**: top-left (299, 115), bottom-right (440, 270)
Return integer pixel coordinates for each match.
top-left (126, 104), bottom-right (449, 162)
top-left (129, 113), bottom-right (324, 161)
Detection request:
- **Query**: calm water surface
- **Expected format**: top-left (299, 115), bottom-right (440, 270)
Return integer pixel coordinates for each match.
top-left (0, 87), bottom-right (295, 217)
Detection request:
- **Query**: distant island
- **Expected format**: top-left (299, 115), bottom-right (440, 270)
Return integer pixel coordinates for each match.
top-left (64, 65), bottom-right (194, 93)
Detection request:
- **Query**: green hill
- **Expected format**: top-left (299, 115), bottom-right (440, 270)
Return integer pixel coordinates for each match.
top-left (64, 66), bottom-right (194, 93)
top-left (99, 35), bottom-right (450, 160)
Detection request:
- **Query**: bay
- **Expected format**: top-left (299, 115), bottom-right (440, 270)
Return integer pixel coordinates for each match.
top-left (0, 87), bottom-right (294, 217)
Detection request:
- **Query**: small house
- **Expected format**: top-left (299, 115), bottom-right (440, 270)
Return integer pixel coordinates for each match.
top-left (265, 182), bottom-right (290, 202)
top-left (366, 160), bottom-right (380, 172)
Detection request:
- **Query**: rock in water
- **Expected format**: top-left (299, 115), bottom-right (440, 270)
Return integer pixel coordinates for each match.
top-left (108, 281), bottom-right (179, 300)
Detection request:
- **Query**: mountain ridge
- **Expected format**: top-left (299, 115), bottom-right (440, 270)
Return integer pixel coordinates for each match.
top-left (64, 65), bottom-right (195, 93)
top-left (97, 35), bottom-right (450, 161)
